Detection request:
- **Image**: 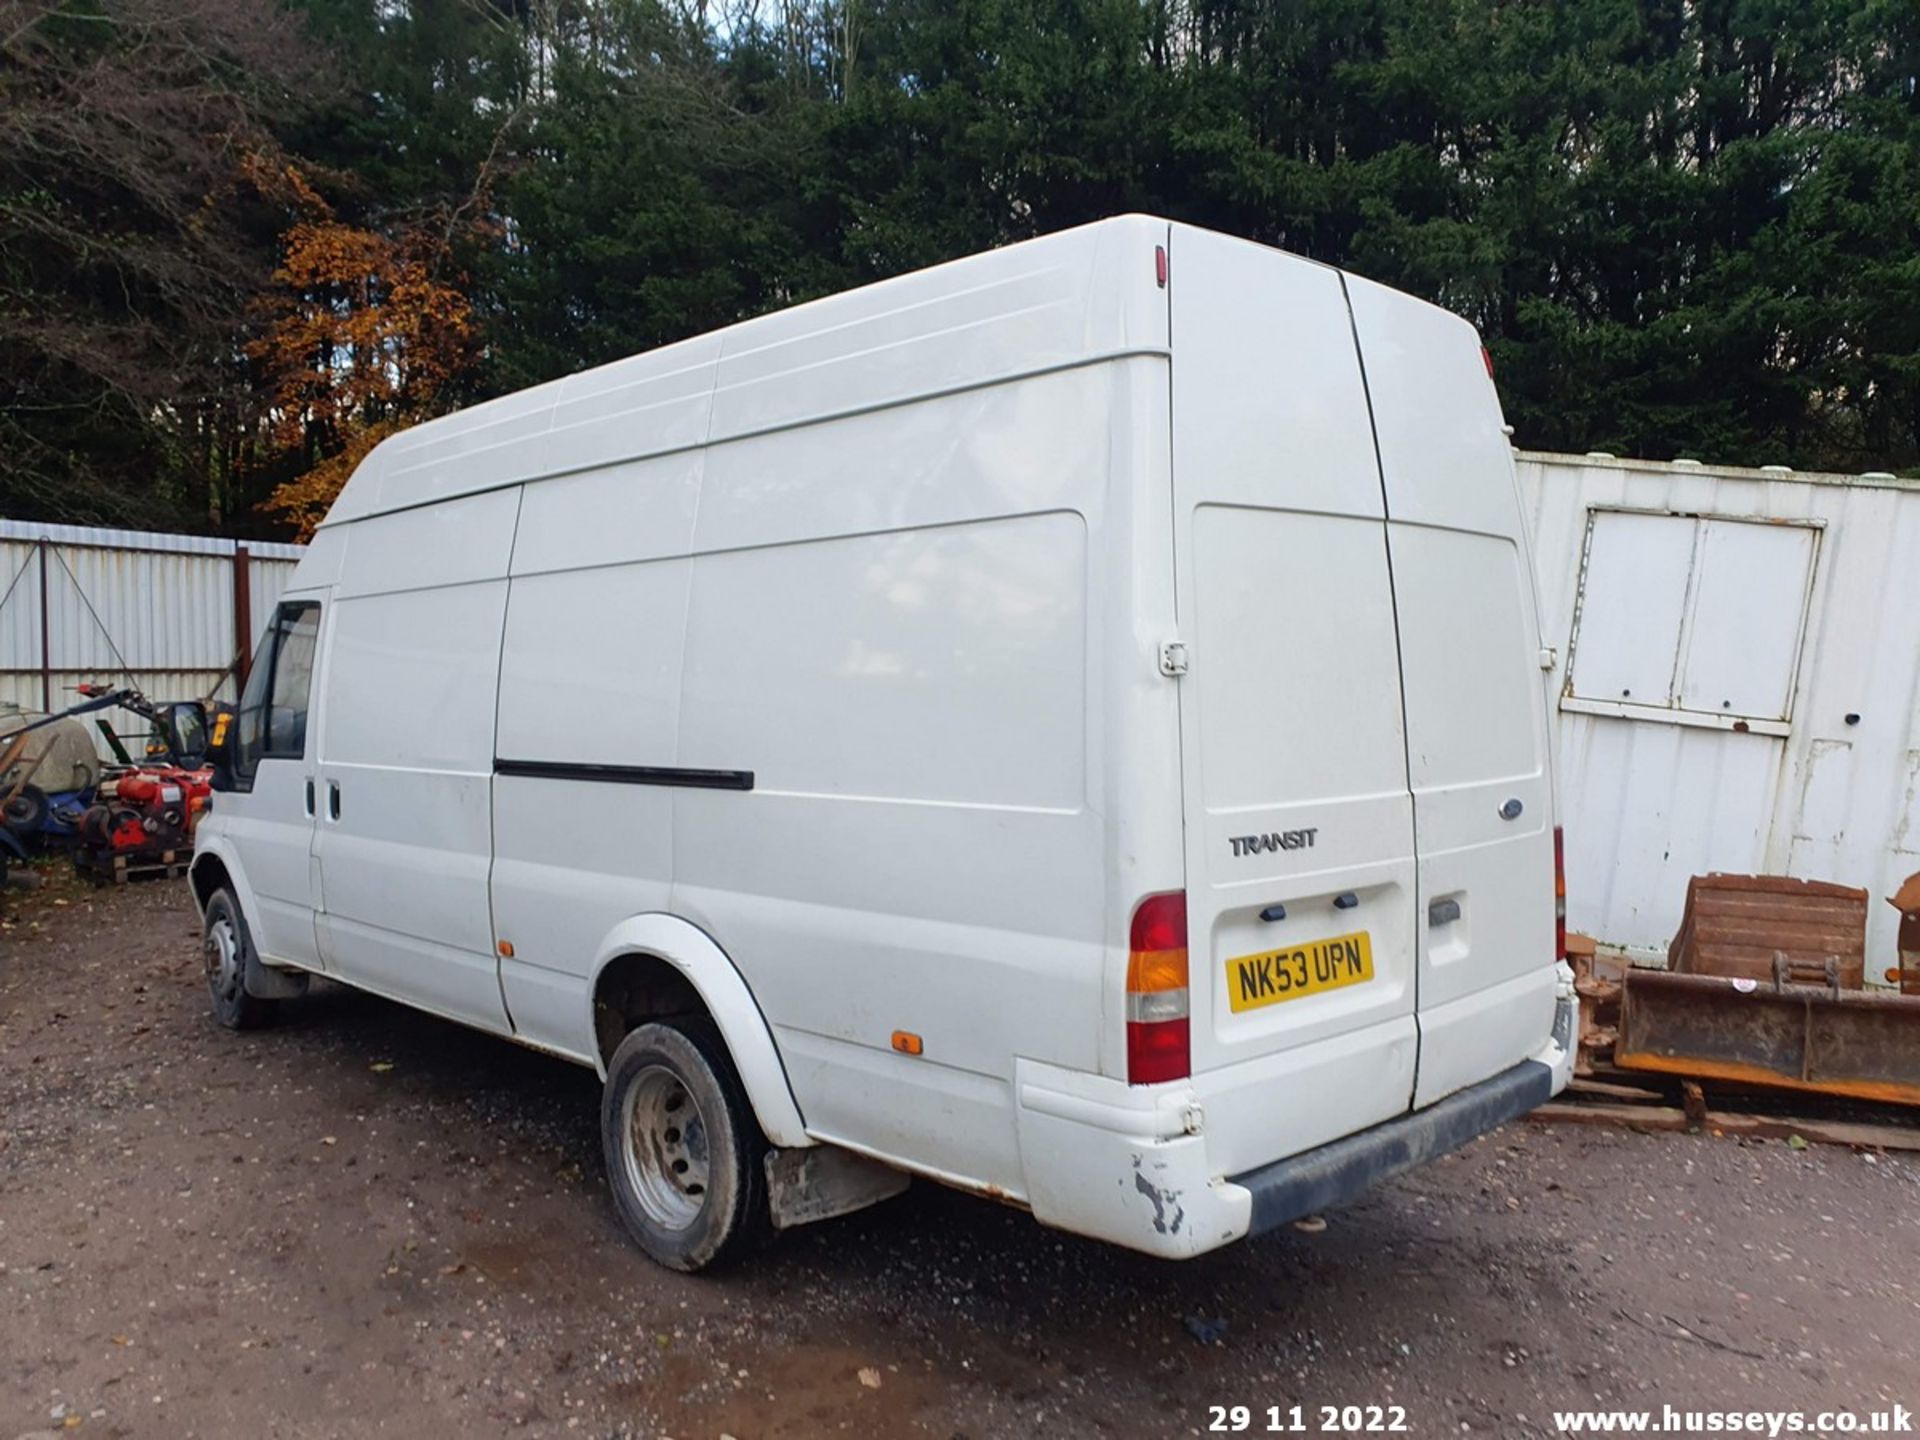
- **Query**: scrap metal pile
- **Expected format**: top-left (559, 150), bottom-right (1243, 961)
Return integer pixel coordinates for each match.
top-left (1543, 872), bottom-right (1920, 1149)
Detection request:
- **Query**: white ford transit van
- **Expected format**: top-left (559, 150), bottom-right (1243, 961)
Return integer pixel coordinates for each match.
top-left (191, 216), bottom-right (1575, 1271)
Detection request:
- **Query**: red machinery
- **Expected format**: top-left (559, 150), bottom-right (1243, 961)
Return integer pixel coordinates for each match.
top-left (75, 764), bottom-right (213, 872)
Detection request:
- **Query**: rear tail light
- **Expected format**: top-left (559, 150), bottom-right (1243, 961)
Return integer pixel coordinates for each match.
top-left (1554, 825), bottom-right (1567, 962)
top-left (1127, 891), bottom-right (1189, 1084)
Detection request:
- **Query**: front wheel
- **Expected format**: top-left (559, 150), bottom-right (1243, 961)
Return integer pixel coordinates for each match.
top-left (202, 887), bottom-right (277, 1030)
top-left (600, 1021), bottom-right (770, 1271)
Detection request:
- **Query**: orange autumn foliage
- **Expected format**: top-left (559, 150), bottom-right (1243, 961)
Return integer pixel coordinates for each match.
top-left (247, 163), bottom-right (478, 538)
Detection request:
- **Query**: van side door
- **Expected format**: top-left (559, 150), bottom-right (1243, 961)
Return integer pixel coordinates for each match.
top-left (309, 490), bottom-right (517, 1033)
top-left (223, 597), bottom-right (327, 972)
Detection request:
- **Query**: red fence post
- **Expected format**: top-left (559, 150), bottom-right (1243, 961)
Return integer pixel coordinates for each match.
top-left (232, 544), bottom-right (253, 695)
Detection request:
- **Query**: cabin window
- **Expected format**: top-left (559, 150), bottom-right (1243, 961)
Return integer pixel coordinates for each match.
top-left (234, 601), bottom-right (321, 781)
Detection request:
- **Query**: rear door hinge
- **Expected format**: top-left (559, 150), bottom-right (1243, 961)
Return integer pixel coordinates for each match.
top-left (1158, 641), bottom-right (1189, 677)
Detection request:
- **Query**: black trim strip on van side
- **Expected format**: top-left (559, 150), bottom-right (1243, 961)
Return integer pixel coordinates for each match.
top-left (494, 759), bottom-right (754, 791)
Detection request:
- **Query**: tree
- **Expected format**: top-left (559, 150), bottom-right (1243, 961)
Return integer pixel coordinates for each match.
top-left (481, 0), bottom-right (832, 393)
top-left (5, 0), bottom-right (1918, 542)
top-left (246, 164), bottom-right (482, 538)
top-left (0, 0), bottom-right (322, 528)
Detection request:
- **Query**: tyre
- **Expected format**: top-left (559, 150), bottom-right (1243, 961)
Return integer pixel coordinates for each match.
top-left (600, 1021), bottom-right (770, 1272)
top-left (2, 783), bottom-right (47, 835)
top-left (202, 887), bottom-right (278, 1030)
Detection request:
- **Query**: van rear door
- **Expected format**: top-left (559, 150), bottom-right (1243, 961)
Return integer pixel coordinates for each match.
top-left (1166, 226), bottom-right (1419, 1169)
top-left (1343, 277), bottom-right (1558, 1107)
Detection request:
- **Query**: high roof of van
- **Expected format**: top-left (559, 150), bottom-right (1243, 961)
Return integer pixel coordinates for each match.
top-left (321, 215), bottom-right (1178, 529)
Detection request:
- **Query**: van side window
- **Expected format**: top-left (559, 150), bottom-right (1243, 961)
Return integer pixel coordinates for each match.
top-left (233, 602), bottom-right (321, 783)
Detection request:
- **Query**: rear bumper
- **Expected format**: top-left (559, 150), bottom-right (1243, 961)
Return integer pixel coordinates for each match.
top-left (1012, 969), bottom-right (1573, 1259)
top-left (1230, 1056), bottom-right (1553, 1236)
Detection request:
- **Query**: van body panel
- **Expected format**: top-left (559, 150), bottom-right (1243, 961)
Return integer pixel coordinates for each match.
top-left (489, 559), bottom-right (686, 1050)
top-left (506, 452), bottom-right (702, 576)
top-left (488, 451), bottom-right (696, 1052)
top-left (1092, 353), bottom-right (1187, 1080)
top-left (313, 574), bottom-right (514, 1033)
top-left (1406, 964), bottom-right (1559, 1107)
top-left (772, 1024), bottom-right (1029, 1194)
top-left (704, 214), bottom-right (1167, 449)
top-left (200, 216), bottom-right (1570, 1262)
top-left (670, 363), bottom-right (1125, 1189)
top-left (317, 218), bottom-right (1170, 532)
top-left (371, 383), bottom-right (561, 518)
top-left (1165, 226), bottom-right (1419, 1145)
top-left (231, 755), bottom-right (325, 971)
top-left (537, 334), bottom-right (722, 484)
top-left (1344, 276), bottom-right (1558, 1106)
top-left (287, 525), bottom-right (348, 589)
top-left (1191, 1011), bottom-right (1420, 1178)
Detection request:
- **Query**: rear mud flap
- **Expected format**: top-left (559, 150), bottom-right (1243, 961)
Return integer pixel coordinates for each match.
top-left (765, 1144), bottom-right (910, 1231)
top-left (244, 950), bottom-right (310, 1001)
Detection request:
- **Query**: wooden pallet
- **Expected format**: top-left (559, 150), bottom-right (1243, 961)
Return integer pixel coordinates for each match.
top-left (76, 847), bottom-right (189, 884)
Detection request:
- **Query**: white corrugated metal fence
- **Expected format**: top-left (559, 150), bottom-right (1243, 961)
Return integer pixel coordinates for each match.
top-left (1518, 453), bottom-right (1920, 987)
top-left (0, 520), bottom-right (304, 761)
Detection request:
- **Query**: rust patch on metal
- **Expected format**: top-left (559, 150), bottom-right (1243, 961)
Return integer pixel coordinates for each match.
top-left (1669, 873), bottom-right (1868, 991)
top-left (1616, 968), bottom-right (1920, 1107)
top-left (1569, 947), bottom-right (1627, 1076)
top-left (1891, 870), bottom-right (1920, 996)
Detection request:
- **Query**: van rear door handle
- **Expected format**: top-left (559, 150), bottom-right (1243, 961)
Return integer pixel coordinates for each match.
top-left (327, 780), bottom-right (341, 821)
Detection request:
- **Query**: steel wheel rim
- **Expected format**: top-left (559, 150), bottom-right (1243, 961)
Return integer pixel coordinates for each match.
top-left (620, 1063), bottom-right (710, 1231)
top-left (205, 914), bottom-right (244, 1009)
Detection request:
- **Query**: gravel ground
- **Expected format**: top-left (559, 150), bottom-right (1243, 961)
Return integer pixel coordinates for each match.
top-left (2, 873), bottom-right (1917, 1440)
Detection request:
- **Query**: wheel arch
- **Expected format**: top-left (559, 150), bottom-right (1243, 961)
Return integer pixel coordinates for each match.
top-left (190, 840), bottom-right (309, 1000)
top-left (587, 914), bottom-right (810, 1149)
top-left (188, 839), bottom-right (256, 924)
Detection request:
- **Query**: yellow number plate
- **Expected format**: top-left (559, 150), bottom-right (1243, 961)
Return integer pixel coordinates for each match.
top-left (1225, 931), bottom-right (1374, 1014)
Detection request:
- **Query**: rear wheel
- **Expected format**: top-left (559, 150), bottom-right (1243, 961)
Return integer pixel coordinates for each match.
top-left (202, 887), bottom-right (277, 1030)
top-left (600, 1021), bottom-right (769, 1271)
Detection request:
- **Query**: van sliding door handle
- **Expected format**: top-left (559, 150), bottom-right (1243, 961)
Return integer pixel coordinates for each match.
top-left (327, 780), bottom-right (341, 821)
top-left (304, 778), bottom-right (315, 817)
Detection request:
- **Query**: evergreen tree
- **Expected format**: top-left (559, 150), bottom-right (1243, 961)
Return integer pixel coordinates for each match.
top-left (2, 0), bottom-right (1916, 535)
